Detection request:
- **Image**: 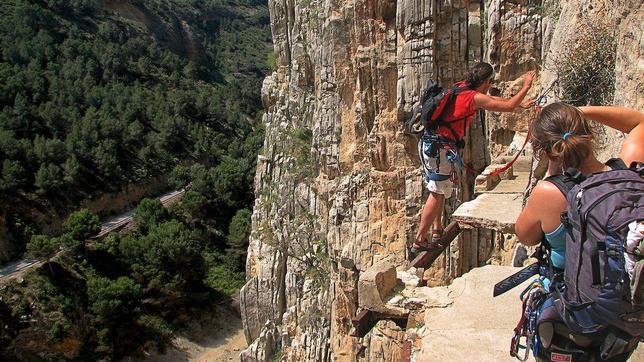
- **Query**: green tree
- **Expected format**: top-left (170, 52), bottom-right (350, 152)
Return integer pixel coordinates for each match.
top-left (133, 198), bottom-right (169, 234)
top-left (62, 209), bottom-right (100, 250)
top-left (1, 159), bottom-right (27, 190)
top-left (88, 276), bottom-right (141, 322)
top-left (119, 220), bottom-right (205, 304)
top-left (87, 275), bottom-right (142, 358)
top-left (34, 163), bottom-right (64, 194)
top-left (204, 251), bottom-right (245, 296)
top-left (26, 234), bottom-right (60, 259)
top-left (226, 208), bottom-right (251, 270)
top-left (63, 155), bottom-right (81, 184)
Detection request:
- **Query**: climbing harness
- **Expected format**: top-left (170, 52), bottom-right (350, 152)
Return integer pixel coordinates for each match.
top-left (418, 132), bottom-right (463, 183)
top-left (508, 241), bottom-right (557, 361)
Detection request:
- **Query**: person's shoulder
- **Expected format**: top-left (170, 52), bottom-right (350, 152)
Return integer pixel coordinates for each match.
top-left (525, 180), bottom-right (567, 218)
top-left (533, 179), bottom-right (567, 199)
top-left (471, 92), bottom-right (490, 107)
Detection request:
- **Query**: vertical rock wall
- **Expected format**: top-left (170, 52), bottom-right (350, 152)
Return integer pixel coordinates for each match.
top-left (241, 0), bottom-right (642, 360)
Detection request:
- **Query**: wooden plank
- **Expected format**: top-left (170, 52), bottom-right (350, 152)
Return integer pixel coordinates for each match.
top-left (411, 221), bottom-right (462, 269)
top-left (442, 221), bottom-right (462, 244)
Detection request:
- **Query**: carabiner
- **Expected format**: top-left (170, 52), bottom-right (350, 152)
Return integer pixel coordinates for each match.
top-left (510, 332), bottom-right (530, 361)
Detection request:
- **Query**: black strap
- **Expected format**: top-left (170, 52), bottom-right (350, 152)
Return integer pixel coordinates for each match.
top-left (544, 174), bottom-right (576, 197)
top-left (546, 158), bottom-right (628, 196)
top-left (629, 161), bottom-right (644, 173)
top-left (591, 244), bottom-right (602, 287)
top-left (605, 157), bottom-right (627, 170)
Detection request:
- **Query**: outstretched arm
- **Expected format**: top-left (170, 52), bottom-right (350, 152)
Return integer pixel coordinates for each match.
top-left (579, 106), bottom-right (644, 164)
top-left (473, 71), bottom-right (536, 112)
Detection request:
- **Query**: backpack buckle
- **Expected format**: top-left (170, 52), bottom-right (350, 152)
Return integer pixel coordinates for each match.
top-left (560, 212), bottom-right (570, 227)
top-left (606, 244), bottom-right (619, 259)
top-left (564, 168), bottom-right (586, 183)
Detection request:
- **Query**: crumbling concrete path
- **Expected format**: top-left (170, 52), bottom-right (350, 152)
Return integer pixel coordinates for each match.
top-left (415, 265), bottom-right (532, 361)
top-left (415, 265), bottom-right (644, 361)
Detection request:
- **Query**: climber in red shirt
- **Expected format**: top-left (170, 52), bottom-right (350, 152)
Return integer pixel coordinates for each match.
top-left (410, 63), bottom-right (536, 257)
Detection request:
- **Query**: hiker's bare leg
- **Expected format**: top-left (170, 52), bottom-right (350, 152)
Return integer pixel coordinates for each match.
top-left (416, 191), bottom-right (446, 244)
top-left (432, 195), bottom-right (445, 236)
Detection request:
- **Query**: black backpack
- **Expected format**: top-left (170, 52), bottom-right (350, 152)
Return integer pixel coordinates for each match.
top-left (404, 80), bottom-right (475, 146)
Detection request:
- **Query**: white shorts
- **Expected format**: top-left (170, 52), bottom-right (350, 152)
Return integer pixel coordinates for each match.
top-left (420, 141), bottom-right (455, 198)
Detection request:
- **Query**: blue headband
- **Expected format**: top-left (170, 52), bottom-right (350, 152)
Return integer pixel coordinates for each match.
top-left (562, 132), bottom-right (573, 141)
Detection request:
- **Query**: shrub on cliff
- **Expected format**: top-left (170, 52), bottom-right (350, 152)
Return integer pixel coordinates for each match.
top-left (550, 18), bottom-right (616, 105)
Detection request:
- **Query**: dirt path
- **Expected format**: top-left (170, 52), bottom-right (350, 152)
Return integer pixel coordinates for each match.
top-left (149, 308), bottom-right (247, 361)
top-left (192, 327), bottom-right (246, 362)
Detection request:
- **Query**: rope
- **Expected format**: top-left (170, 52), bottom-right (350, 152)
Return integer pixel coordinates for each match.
top-left (486, 79), bottom-right (557, 178)
top-left (523, 154), bottom-right (536, 208)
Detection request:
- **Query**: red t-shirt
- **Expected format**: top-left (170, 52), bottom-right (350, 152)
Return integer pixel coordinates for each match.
top-left (435, 81), bottom-right (479, 141)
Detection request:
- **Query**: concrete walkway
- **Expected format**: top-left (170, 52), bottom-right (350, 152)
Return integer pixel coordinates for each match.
top-left (451, 158), bottom-right (531, 234)
top-left (414, 265), bottom-right (643, 361)
top-left (415, 265), bottom-right (533, 361)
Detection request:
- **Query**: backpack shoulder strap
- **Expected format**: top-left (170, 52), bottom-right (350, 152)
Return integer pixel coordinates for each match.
top-left (451, 85), bottom-right (471, 94)
top-left (605, 157), bottom-right (627, 170)
top-left (544, 174), bottom-right (577, 197)
top-left (433, 86), bottom-right (475, 145)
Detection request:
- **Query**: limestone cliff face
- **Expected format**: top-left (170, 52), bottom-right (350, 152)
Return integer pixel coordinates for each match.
top-left (241, 0), bottom-right (643, 360)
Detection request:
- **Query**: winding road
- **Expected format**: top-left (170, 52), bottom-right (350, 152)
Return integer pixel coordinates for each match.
top-left (0, 189), bottom-right (185, 281)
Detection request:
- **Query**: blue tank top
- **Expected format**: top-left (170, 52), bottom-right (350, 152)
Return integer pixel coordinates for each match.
top-left (545, 223), bottom-right (566, 269)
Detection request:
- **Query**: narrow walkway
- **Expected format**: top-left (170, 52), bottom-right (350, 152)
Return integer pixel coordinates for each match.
top-left (414, 264), bottom-right (643, 361)
top-left (415, 265), bottom-right (534, 361)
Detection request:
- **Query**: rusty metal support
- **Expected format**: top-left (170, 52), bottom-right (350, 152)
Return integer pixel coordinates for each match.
top-left (401, 339), bottom-right (413, 362)
top-left (351, 310), bottom-right (410, 338)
